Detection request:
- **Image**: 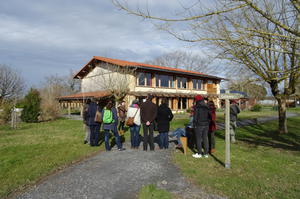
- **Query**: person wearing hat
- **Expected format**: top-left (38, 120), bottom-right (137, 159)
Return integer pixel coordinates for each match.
top-left (230, 99), bottom-right (240, 143)
top-left (192, 95), bottom-right (212, 158)
top-left (126, 99), bottom-right (141, 149)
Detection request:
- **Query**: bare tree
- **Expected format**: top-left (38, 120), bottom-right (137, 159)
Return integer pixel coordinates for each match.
top-left (0, 64), bottom-right (25, 103)
top-left (113, 0), bottom-right (299, 133)
top-left (146, 50), bottom-right (217, 74)
top-left (86, 63), bottom-right (136, 102)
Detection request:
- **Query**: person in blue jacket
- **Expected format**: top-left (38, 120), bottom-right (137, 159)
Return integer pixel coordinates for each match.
top-left (102, 100), bottom-right (125, 151)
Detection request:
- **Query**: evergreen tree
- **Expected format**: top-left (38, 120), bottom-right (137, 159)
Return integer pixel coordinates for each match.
top-left (21, 88), bottom-right (41, 122)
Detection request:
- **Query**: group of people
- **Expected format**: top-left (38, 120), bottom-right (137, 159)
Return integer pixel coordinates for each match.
top-left (83, 95), bottom-right (173, 151)
top-left (82, 94), bottom-right (240, 158)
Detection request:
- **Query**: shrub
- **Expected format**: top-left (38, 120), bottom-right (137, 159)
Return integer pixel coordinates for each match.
top-left (272, 105), bottom-right (278, 111)
top-left (39, 91), bottom-right (61, 121)
top-left (21, 89), bottom-right (41, 122)
top-left (251, 104), bottom-right (262, 112)
top-left (0, 101), bottom-right (13, 125)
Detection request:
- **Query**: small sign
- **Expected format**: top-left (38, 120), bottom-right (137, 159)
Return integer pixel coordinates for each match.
top-left (220, 93), bottom-right (243, 99)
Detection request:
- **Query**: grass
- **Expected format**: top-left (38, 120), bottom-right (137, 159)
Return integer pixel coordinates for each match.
top-left (0, 118), bottom-right (102, 198)
top-left (172, 114), bottom-right (300, 199)
top-left (175, 107), bottom-right (280, 124)
top-left (1, 108), bottom-right (299, 198)
top-left (138, 184), bottom-right (172, 199)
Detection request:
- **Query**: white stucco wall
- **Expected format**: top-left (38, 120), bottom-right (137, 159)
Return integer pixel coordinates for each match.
top-left (80, 63), bottom-right (220, 96)
top-left (81, 63), bottom-right (133, 93)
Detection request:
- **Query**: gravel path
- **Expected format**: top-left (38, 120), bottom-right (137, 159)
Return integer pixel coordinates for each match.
top-left (16, 140), bottom-right (225, 199)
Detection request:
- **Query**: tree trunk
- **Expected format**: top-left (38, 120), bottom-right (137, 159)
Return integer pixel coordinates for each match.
top-left (277, 98), bottom-right (288, 134)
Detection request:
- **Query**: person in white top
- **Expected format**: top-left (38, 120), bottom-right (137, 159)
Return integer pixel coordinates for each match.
top-left (127, 99), bottom-right (141, 149)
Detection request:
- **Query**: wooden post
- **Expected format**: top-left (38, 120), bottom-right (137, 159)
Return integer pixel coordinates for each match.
top-left (180, 137), bottom-right (187, 155)
top-left (220, 91), bottom-right (243, 169)
top-left (225, 97), bottom-right (231, 168)
top-left (68, 103), bottom-right (71, 118)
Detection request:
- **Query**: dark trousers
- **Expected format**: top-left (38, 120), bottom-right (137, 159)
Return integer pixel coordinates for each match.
top-left (142, 123), bottom-right (154, 151)
top-left (194, 125), bottom-right (209, 155)
top-left (159, 132), bottom-right (169, 149)
top-left (90, 125), bottom-right (100, 146)
top-left (208, 131), bottom-right (215, 150)
top-left (118, 121), bottom-right (125, 131)
top-left (130, 124), bottom-right (140, 147)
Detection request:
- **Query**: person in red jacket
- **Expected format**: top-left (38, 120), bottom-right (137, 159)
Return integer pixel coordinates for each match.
top-left (208, 100), bottom-right (217, 153)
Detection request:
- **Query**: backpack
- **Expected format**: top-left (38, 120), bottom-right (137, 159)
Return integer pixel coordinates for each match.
top-left (103, 108), bottom-right (113, 124)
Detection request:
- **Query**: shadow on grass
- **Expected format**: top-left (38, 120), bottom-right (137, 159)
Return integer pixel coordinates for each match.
top-left (215, 122), bottom-right (300, 152)
top-left (238, 124), bottom-right (300, 151)
top-left (210, 154), bottom-right (225, 167)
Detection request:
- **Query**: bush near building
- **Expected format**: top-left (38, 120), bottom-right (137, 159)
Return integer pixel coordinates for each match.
top-left (0, 101), bottom-right (13, 125)
top-left (21, 89), bottom-right (41, 123)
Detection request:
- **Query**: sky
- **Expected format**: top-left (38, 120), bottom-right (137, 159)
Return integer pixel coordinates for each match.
top-left (0, 0), bottom-right (213, 88)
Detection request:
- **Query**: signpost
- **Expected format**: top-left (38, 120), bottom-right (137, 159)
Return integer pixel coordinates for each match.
top-left (220, 92), bottom-right (243, 169)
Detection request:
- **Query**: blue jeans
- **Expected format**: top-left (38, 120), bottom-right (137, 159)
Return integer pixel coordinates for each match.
top-left (171, 128), bottom-right (186, 145)
top-left (130, 124), bottom-right (140, 147)
top-left (89, 125), bottom-right (100, 146)
top-left (159, 132), bottom-right (169, 149)
top-left (104, 129), bottom-right (122, 151)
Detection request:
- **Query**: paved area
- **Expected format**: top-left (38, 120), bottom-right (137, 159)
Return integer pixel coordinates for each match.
top-left (17, 140), bottom-right (225, 199)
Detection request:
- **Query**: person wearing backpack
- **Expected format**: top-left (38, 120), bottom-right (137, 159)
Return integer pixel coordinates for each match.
top-left (87, 98), bottom-right (102, 147)
top-left (192, 95), bottom-right (212, 158)
top-left (102, 100), bottom-right (125, 151)
top-left (117, 101), bottom-right (127, 135)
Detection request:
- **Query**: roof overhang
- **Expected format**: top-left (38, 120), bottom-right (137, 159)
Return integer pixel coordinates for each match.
top-left (73, 56), bottom-right (225, 81)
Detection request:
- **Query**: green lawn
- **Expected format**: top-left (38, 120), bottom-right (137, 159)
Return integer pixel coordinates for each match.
top-left (138, 184), bottom-right (172, 199)
top-left (175, 107), bottom-right (280, 124)
top-left (1, 109), bottom-right (299, 199)
top-left (216, 108), bottom-right (278, 123)
top-left (0, 118), bottom-right (102, 198)
top-left (173, 116), bottom-right (300, 199)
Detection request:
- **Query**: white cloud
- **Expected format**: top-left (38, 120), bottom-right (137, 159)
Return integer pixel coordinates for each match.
top-left (0, 0), bottom-right (212, 86)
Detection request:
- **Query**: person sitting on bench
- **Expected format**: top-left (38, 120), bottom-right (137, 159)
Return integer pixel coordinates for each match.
top-left (169, 117), bottom-right (193, 147)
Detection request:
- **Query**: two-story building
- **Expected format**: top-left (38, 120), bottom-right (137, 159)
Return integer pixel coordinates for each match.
top-left (59, 56), bottom-right (224, 112)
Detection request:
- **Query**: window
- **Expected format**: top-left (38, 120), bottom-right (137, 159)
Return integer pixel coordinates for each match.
top-left (138, 73), bottom-right (145, 86)
top-left (177, 77), bottom-right (187, 89)
top-left (155, 74), bottom-right (174, 88)
top-left (178, 98), bottom-right (182, 109)
top-left (170, 76), bottom-right (175, 88)
top-left (155, 74), bottom-right (159, 87)
top-left (177, 98), bottom-right (187, 109)
top-left (193, 79), bottom-right (203, 90)
top-left (137, 72), bottom-right (152, 86)
top-left (160, 75), bottom-right (169, 87)
top-left (182, 98), bottom-right (187, 109)
top-left (146, 73), bottom-right (151, 86)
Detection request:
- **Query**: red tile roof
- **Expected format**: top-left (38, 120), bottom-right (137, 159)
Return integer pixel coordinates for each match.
top-left (74, 56), bottom-right (223, 80)
top-left (57, 90), bottom-right (111, 100)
